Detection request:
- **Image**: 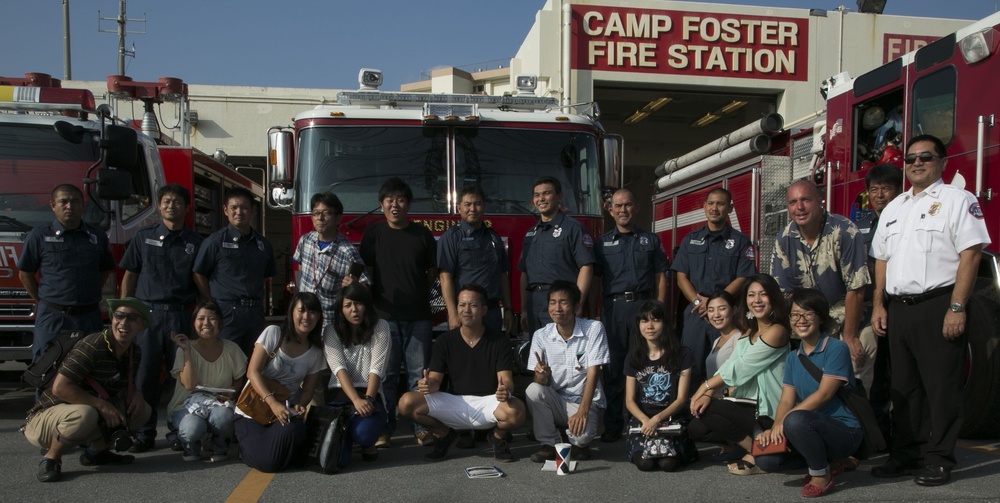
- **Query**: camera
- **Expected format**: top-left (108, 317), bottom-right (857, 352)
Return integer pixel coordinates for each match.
top-left (99, 418), bottom-right (135, 452)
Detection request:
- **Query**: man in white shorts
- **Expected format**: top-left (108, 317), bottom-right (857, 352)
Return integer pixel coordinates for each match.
top-left (397, 284), bottom-right (525, 462)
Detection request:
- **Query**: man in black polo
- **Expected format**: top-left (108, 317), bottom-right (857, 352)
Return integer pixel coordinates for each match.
top-left (119, 183), bottom-right (204, 452)
top-left (592, 189), bottom-right (669, 442)
top-left (193, 187), bottom-right (275, 355)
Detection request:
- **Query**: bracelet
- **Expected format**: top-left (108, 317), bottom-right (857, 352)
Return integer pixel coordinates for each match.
top-left (364, 395), bottom-right (377, 404)
top-left (704, 382), bottom-right (712, 391)
top-left (262, 391), bottom-right (275, 401)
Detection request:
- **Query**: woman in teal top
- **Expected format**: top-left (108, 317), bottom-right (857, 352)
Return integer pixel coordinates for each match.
top-left (688, 274), bottom-right (790, 476)
top-left (757, 288), bottom-right (862, 498)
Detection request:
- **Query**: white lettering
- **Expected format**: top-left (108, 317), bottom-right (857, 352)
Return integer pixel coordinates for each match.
top-left (700, 17), bottom-right (720, 42)
top-left (626, 13), bottom-right (650, 38)
top-left (606, 12), bottom-right (626, 37)
top-left (682, 16), bottom-right (700, 41)
top-left (652, 15), bottom-right (672, 37)
top-left (721, 18), bottom-right (741, 43)
top-left (583, 11), bottom-right (603, 36)
top-left (705, 46), bottom-right (726, 70)
top-left (667, 44), bottom-right (688, 69)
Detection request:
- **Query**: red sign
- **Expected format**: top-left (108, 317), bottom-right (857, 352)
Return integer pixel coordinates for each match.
top-left (572, 5), bottom-right (809, 81)
top-left (882, 34), bottom-right (939, 62)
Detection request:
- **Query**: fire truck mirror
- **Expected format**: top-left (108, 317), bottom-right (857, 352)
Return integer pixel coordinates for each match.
top-left (96, 168), bottom-right (133, 201)
top-left (54, 121), bottom-right (87, 144)
top-left (103, 125), bottom-right (139, 171)
top-left (602, 134), bottom-right (623, 189)
top-left (267, 128), bottom-right (294, 186)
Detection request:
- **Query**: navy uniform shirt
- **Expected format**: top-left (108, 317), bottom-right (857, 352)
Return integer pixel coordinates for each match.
top-left (17, 220), bottom-right (114, 305)
top-left (671, 225), bottom-right (756, 296)
top-left (437, 220), bottom-right (509, 302)
top-left (517, 211), bottom-right (595, 288)
top-left (594, 227), bottom-right (669, 295)
top-left (193, 224), bottom-right (276, 302)
top-left (119, 223), bottom-right (204, 304)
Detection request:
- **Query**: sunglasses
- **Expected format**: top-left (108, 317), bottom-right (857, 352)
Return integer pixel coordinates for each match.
top-left (112, 311), bottom-right (143, 323)
top-left (903, 152), bottom-right (942, 165)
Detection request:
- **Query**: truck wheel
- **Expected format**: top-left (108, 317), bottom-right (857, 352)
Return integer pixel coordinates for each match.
top-left (960, 278), bottom-right (1000, 438)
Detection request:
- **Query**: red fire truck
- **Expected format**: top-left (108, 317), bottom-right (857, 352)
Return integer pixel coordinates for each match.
top-left (0, 73), bottom-right (263, 362)
top-left (267, 69), bottom-right (621, 327)
top-left (652, 11), bottom-right (1000, 437)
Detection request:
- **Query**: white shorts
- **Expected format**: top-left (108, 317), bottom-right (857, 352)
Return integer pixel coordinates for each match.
top-left (424, 392), bottom-right (501, 430)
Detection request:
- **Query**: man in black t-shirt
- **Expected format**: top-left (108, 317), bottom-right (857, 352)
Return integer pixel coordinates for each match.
top-left (398, 284), bottom-right (525, 462)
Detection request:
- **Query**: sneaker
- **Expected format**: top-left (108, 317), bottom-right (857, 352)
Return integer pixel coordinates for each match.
top-left (37, 458), bottom-right (61, 483)
top-left (127, 437), bottom-right (155, 453)
top-left (571, 445), bottom-right (592, 461)
top-left (361, 446), bottom-right (378, 462)
top-left (79, 450), bottom-right (135, 466)
top-left (374, 433), bottom-right (391, 448)
top-left (414, 430), bottom-right (436, 447)
top-left (424, 429), bottom-right (458, 462)
top-left (208, 453), bottom-right (228, 463)
top-left (530, 445), bottom-right (556, 463)
top-left (456, 431), bottom-right (475, 449)
top-left (488, 432), bottom-right (515, 463)
top-left (182, 451), bottom-right (201, 462)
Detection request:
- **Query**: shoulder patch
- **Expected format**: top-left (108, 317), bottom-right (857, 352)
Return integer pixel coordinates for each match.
top-left (744, 246), bottom-right (755, 260)
top-left (970, 202), bottom-right (984, 219)
top-left (582, 234), bottom-right (594, 248)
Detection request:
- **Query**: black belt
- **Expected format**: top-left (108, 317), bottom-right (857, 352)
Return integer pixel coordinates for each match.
top-left (147, 302), bottom-right (188, 312)
top-left (887, 285), bottom-right (953, 306)
top-left (220, 298), bottom-right (263, 307)
top-left (609, 291), bottom-right (651, 302)
top-left (528, 285), bottom-right (550, 292)
top-left (40, 300), bottom-right (98, 316)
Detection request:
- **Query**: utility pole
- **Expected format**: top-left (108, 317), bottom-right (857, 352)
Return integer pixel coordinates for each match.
top-left (62, 0), bottom-right (72, 80)
top-left (98, 0), bottom-right (145, 76)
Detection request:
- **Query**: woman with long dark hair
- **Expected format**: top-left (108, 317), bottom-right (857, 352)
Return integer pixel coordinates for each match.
top-left (234, 292), bottom-right (327, 473)
top-left (323, 284), bottom-right (391, 467)
top-left (687, 274), bottom-right (790, 476)
top-left (623, 300), bottom-right (694, 472)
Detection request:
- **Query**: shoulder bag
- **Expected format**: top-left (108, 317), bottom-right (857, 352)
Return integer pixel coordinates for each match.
top-left (236, 340), bottom-right (290, 426)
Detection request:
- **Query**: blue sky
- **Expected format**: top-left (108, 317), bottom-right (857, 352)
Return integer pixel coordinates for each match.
top-left (1, 1), bottom-right (996, 90)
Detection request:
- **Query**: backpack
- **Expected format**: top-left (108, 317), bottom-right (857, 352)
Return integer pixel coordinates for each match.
top-left (21, 330), bottom-right (87, 389)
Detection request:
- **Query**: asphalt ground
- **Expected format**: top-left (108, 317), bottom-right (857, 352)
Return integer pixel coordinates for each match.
top-left (2, 362), bottom-right (999, 503)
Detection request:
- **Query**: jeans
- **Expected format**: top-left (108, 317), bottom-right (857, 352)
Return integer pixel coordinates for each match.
top-left (382, 319), bottom-right (432, 435)
top-left (171, 406), bottom-right (235, 456)
top-left (782, 410), bottom-right (863, 476)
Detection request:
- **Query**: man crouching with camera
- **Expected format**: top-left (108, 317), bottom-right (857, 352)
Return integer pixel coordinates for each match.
top-left (24, 298), bottom-right (152, 482)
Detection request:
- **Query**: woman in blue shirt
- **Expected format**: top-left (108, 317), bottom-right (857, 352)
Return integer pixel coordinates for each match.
top-left (757, 288), bottom-right (862, 498)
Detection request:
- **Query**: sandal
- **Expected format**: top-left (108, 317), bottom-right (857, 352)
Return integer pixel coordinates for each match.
top-left (728, 459), bottom-right (765, 476)
top-left (801, 476), bottom-right (835, 498)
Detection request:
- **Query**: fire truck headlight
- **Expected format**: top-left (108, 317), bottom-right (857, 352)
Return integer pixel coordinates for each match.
top-left (960, 30), bottom-right (994, 65)
top-left (515, 74), bottom-right (537, 94)
top-left (359, 68), bottom-right (383, 90)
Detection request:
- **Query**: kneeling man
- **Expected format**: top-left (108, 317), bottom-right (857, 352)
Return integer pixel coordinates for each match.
top-left (24, 298), bottom-right (152, 482)
top-left (398, 283), bottom-right (525, 462)
top-left (526, 281), bottom-right (610, 462)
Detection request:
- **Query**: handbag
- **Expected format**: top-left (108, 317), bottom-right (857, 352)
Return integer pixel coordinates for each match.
top-left (751, 436), bottom-right (790, 457)
top-left (798, 353), bottom-right (887, 459)
top-left (236, 342), bottom-right (290, 426)
top-left (301, 404), bottom-right (351, 474)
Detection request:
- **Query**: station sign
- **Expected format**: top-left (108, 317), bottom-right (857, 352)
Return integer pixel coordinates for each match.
top-left (571, 5), bottom-right (809, 81)
top-left (882, 34), bottom-right (939, 62)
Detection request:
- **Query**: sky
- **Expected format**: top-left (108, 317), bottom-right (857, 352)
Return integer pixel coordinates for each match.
top-left (1, 0), bottom-right (997, 91)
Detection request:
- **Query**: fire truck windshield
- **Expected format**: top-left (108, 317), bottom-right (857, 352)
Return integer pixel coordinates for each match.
top-left (0, 123), bottom-right (108, 231)
top-left (296, 126), bottom-right (602, 216)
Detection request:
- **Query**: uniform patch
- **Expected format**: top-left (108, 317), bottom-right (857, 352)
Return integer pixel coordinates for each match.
top-left (144, 238), bottom-right (164, 247)
top-left (257, 241), bottom-right (265, 252)
top-left (582, 234), bottom-right (593, 248)
top-left (604, 240), bottom-right (620, 247)
top-left (970, 202), bottom-right (984, 219)
top-left (185, 243), bottom-right (195, 255)
top-left (88, 233), bottom-right (98, 245)
top-left (639, 236), bottom-right (649, 246)
top-left (928, 202), bottom-right (941, 216)
top-left (690, 238), bottom-right (706, 246)
top-left (222, 242), bottom-right (239, 249)
top-left (524, 230), bottom-right (536, 238)
top-left (725, 239), bottom-right (735, 250)
top-left (44, 236), bottom-right (64, 243)
top-left (744, 246), bottom-right (755, 260)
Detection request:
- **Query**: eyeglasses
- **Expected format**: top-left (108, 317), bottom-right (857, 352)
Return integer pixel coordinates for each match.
top-left (112, 311), bottom-right (143, 323)
top-left (789, 311), bottom-right (817, 322)
top-left (903, 152), bottom-right (942, 165)
top-left (311, 210), bottom-right (336, 219)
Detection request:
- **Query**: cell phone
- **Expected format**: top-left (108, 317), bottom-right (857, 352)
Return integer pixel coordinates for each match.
top-left (349, 262), bottom-right (365, 279)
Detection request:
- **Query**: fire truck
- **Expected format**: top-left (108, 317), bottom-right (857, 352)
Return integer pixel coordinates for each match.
top-left (652, 11), bottom-right (1000, 438)
top-left (267, 69), bottom-right (622, 327)
top-left (0, 73), bottom-right (262, 362)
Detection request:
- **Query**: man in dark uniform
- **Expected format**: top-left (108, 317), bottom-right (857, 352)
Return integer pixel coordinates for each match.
top-left (119, 184), bottom-right (204, 452)
top-left (18, 184), bottom-right (114, 363)
top-left (671, 188), bottom-right (755, 391)
top-left (518, 176), bottom-right (595, 336)
top-left (193, 186), bottom-right (275, 356)
top-left (438, 183), bottom-right (513, 335)
top-left (592, 189), bottom-right (669, 442)
top-left (870, 134), bottom-right (991, 486)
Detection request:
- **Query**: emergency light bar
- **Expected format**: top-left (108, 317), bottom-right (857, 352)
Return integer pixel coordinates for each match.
top-left (0, 85), bottom-right (97, 113)
top-left (337, 91), bottom-right (558, 110)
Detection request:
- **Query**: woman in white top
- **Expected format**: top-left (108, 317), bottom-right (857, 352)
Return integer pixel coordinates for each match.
top-left (234, 292), bottom-right (327, 473)
top-left (167, 301), bottom-right (247, 462)
top-left (323, 284), bottom-right (391, 467)
top-left (704, 290), bottom-right (741, 393)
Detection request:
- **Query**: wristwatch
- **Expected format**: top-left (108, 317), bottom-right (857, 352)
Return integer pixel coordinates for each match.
top-left (949, 302), bottom-right (964, 313)
top-left (692, 298), bottom-right (702, 307)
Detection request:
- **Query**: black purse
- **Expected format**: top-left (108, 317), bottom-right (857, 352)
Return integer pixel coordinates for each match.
top-left (301, 404), bottom-right (351, 474)
top-left (798, 353), bottom-right (887, 458)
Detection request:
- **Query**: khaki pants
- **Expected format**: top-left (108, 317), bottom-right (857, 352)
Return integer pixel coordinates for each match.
top-left (24, 402), bottom-right (151, 451)
top-left (855, 325), bottom-right (879, 394)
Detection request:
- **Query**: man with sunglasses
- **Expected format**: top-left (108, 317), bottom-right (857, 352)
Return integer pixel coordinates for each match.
top-left (24, 298), bottom-right (152, 483)
top-left (870, 134), bottom-right (990, 486)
